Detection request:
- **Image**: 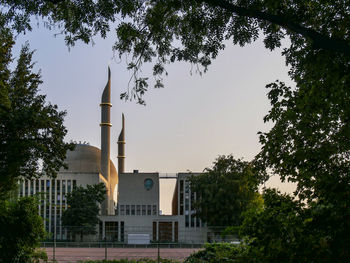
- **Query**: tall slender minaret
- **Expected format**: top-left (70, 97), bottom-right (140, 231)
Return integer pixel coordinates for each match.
top-left (100, 67), bottom-right (112, 184)
top-left (117, 113), bottom-right (125, 173)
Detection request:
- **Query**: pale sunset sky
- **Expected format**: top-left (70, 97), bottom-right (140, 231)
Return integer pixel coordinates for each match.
top-left (13, 23), bottom-right (295, 214)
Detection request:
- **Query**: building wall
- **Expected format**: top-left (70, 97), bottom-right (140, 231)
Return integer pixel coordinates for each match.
top-left (19, 172), bottom-right (100, 240)
top-left (117, 172), bottom-right (159, 217)
top-left (175, 173), bottom-right (208, 243)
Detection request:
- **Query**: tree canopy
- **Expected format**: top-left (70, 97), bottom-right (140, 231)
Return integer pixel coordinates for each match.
top-left (0, 197), bottom-right (47, 263)
top-left (62, 183), bottom-right (106, 241)
top-left (189, 155), bottom-right (262, 227)
top-left (0, 21), bottom-right (73, 199)
top-left (0, 0), bottom-right (349, 103)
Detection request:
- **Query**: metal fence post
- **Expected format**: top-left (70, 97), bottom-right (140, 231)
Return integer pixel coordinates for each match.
top-left (157, 239), bottom-right (160, 263)
top-left (104, 237), bottom-right (107, 261)
top-left (53, 225), bottom-right (56, 262)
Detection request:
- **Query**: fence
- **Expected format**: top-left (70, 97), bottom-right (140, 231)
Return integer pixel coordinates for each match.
top-left (41, 226), bottom-right (240, 262)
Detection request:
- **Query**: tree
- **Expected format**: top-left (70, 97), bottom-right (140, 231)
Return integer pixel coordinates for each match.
top-left (62, 183), bottom-right (106, 241)
top-left (189, 155), bottom-right (262, 227)
top-left (0, 20), bottom-right (73, 199)
top-left (0, 197), bottom-right (47, 263)
top-left (238, 188), bottom-right (350, 263)
top-left (0, 1), bottom-right (349, 103)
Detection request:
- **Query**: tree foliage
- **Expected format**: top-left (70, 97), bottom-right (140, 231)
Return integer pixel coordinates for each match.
top-left (62, 183), bottom-right (106, 241)
top-left (239, 188), bottom-right (350, 262)
top-left (189, 155), bottom-right (261, 227)
top-left (0, 21), bottom-right (73, 198)
top-left (0, 197), bottom-right (47, 263)
top-left (0, 1), bottom-right (349, 103)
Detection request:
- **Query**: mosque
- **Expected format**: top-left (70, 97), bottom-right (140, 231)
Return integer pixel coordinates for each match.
top-left (19, 69), bottom-right (208, 244)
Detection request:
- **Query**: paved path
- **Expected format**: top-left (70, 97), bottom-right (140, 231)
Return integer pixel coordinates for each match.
top-left (46, 247), bottom-right (201, 262)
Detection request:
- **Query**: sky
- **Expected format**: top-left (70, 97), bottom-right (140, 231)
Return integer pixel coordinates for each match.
top-left (14, 23), bottom-right (295, 214)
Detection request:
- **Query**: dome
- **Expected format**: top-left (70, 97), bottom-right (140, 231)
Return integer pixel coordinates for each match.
top-left (60, 144), bottom-right (117, 176)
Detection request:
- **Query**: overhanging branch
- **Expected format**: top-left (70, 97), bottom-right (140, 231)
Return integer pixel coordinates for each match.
top-left (201, 0), bottom-right (350, 56)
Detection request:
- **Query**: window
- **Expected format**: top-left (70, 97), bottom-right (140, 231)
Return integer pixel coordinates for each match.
top-left (120, 221), bottom-right (124, 242)
top-left (131, 205), bottom-right (135, 215)
top-left (185, 215), bottom-right (189, 228)
top-left (191, 191), bottom-right (195, 227)
top-left (41, 180), bottom-right (44, 192)
top-left (180, 180), bottom-right (184, 215)
top-left (126, 205), bottom-right (130, 215)
top-left (147, 205), bottom-right (151, 215)
top-left (67, 180), bottom-right (71, 192)
top-left (115, 204), bottom-right (119, 215)
top-left (30, 180), bottom-right (34, 195)
top-left (152, 205), bottom-right (157, 215)
top-left (35, 180), bottom-right (39, 194)
top-left (185, 181), bottom-right (189, 214)
top-left (120, 205), bottom-right (125, 215)
top-left (19, 180), bottom-right (23, 197)
top-left (136, 205), bottom-right (141, 215)
top-left (46, 180), bottom-right (50, 202)
top-left (73, 180), bottom-right (77, 189)
top-left (25, 180), bottom-right (28, 196)
top-left (142, 205), bottom-right (146, 215)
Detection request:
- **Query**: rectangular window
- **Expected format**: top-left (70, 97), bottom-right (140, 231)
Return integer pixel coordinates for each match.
top-left (185, 181), bottom-right (189, 214)
top-left (73, 180), bottom-right (76, 189)
top-left (46, 180), bottom-right (50, 203)
top-left (62, 180), bottom-right (66, 205)
top-left (126, 205), bottom-right (130, 215)
top-left (152, 205), bottom-right (157, 215)
top-left (120, 205), bottom-right (125, 215)
top-left (185, 215), bottom-right (189, 228)
top-left (30, 180), bottom-right (34, 195)
top-left (115, 204), bottom-right (119, 215)
top-left (136, 205), bottom-right (141, 215)
top-left (62, 180), bottom-right (66, 193)
top-left (180, 180), bottom-right (184, 215)
top-left (19, 180), bottom-right (23, 197)
top-left (67, 180), bottom-right (71, 192)
top-left (25, 180), bottom-right (28, 196)
top-left (191, 191), bottom-right (195, 227)
top-left (131, 205), bottom-right (135, 215)
top-left (147, 205), bottom-right (151, 215)
top-left (142, 205), bottom-right (146, 215)
top-left (51, 180), bottom-right (55, 205)
top-left (35, 180), bottom-right (39, 194)
top-left (120, 221), bottom-right (124, 242)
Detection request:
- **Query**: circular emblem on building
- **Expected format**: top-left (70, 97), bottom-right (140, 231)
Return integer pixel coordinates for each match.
top-left (144, 178), bottom-right (154, 191)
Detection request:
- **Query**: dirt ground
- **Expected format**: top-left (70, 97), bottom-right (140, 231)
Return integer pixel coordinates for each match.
top-left (45, 247), bottom-right (201, 262)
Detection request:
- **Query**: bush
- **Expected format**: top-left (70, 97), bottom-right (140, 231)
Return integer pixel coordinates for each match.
top-left (184, 243), bottom-right (248, 263)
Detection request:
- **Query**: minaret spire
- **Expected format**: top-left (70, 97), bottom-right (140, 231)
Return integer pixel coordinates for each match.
top-left (117, 113), bottom-right (125, 173)
top-left (100, 67), bottom-right (112, 198)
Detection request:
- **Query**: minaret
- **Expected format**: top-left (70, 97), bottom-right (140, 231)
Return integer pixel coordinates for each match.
top-left (100, 67), bottom-right (112, 184)
top-left (117, 113), bottom-right (125, 173)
